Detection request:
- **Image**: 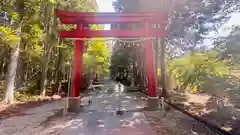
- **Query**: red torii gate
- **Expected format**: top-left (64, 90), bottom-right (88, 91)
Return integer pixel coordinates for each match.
top-left (55, 10), bottom-right (168, 111)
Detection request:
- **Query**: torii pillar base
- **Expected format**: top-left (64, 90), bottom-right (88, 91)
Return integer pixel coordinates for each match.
top-left (146, 96), bottom-right (159, 111)
top-left (68, 97), bottom-right (81, 113)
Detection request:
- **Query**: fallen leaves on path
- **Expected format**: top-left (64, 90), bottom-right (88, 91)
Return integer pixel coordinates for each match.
top-left (0, 96), bottom-right (57, 120)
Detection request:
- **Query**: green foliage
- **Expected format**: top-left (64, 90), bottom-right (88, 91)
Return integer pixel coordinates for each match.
top-left (84, 39), bottom-right (110, 75)
top-left (14, 90), bottom-right (45, 102)
top-left (168, 51), bottom-right (229, 93)
top-left (0, 0), bottom-right (109, 98)
top-left (82, 24), bottom-right (110, 76)
top-left (110, 44), bottom-right (132, 77)
top-left (0, 26), bottom-right (20, 47)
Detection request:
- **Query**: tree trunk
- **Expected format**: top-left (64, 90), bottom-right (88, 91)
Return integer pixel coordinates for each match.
top-left (36, 71), bottom-right (41, 90)
top-left (154, 38), bottom-right (159, 79)
top-left (0, 47), bottom-right (10, 80)
top-left (40, 3), bottom-right (52, 96)
top-left (154, 38), bottom-right (160, 95)
top-left (0, 60), bottom-right (4, 80)
top-left (0, 56), bottom-right (7, 80)
top-left (4, 0), bottom-right (24, 104)
top-left (24, 63), bottom-right (29, 81)
top-left (159, 37), bottom-right (169, 98)
top-left (0, 48), bottom-right (5, 80)
top-left (55, 47), bottom-right (63, 93)
top-left (15, 41), bottom-right (26, 89)
top-left (139, 44), bottom-right (145, 90)
top-left (5, 44), bottom-right (21, 104)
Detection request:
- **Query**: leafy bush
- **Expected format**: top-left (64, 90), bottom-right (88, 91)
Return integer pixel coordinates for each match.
top-left (0, 26), bottom-right (20, 47)
top-left (167, 51), bottom-right (228, 93)
top-left (14, 90), bottom-right (44, 102)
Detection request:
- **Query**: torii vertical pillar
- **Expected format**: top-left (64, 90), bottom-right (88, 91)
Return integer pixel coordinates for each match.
top-left (144, 22), bottom-right (158, 110)
top-left (68, 24), bottom-right (84, 112)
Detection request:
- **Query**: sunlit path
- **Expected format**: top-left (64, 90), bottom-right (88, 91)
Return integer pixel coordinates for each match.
top-left (58, 81), bottom-right (156, 135)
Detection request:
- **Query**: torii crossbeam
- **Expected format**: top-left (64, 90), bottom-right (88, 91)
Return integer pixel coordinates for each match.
top-left (55, 9), bottom-right (168, 112)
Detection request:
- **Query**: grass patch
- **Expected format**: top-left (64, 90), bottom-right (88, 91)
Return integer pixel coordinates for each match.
top-left (14, 90), bottom-right (52, 103)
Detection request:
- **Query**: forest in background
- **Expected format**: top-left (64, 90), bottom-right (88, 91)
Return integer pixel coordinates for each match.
top-left (0, 0), bottom-right (110, 104)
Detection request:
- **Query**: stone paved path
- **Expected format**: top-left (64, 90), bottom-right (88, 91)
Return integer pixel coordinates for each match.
top-left (58, 81), bottom-right (156, 135)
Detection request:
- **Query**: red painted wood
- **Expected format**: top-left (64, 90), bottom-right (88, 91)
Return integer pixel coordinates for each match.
top-left (59, 17), bottom-right (167, 24)
top-left (144, 22), bottom-right (157, 97)
top-left (59, 29), bottom-right (167, 38)
top-left (70, 24), bottom-right (84, 97)
top-left (56, 10), bottom-right (168, 18)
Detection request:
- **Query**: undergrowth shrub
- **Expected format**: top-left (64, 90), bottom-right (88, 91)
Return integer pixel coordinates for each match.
top-left (166, 51), bottom-right (229, 93)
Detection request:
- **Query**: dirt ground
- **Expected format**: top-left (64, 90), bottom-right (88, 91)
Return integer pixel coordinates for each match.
top-left (0, 101), bottom-right (49, 119)
top-left (144, 109), bottom-right (218, 135)
top-left (169, 90), bottom-right (240, 134)
top-left (0, 97), bottom-right (58, 120)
